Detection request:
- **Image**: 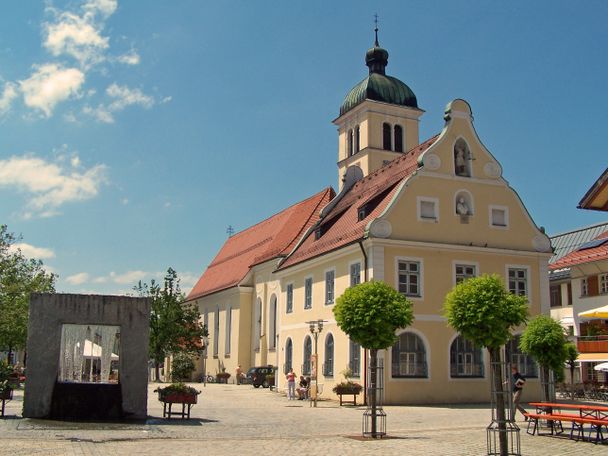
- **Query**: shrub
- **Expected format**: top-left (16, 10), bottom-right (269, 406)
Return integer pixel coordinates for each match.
top-left (171, 352), bottom-right (196, 381)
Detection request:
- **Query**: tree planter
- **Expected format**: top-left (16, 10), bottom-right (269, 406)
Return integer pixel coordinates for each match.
top-left (155, 384), bottom-right (200, 419)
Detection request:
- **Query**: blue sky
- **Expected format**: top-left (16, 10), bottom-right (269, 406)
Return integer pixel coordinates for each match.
top-left (1, 0), bottom-right (607, 296)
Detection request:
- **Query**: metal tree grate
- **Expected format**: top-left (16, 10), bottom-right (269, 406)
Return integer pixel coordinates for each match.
top-left (362, 358), bottom-right (386, 438)
top-left (487, 359), bottom-right (521, 456)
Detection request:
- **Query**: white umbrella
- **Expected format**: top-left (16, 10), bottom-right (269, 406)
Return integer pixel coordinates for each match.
top-left (593, 362), bottom-right (608, 372)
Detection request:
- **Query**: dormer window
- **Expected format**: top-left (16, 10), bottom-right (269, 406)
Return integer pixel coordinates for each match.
top-left (358, 207), bottom-right (367, 221)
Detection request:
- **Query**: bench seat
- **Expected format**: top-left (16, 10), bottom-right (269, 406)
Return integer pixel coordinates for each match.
top-left (524, 412), bottom-right (608, 443)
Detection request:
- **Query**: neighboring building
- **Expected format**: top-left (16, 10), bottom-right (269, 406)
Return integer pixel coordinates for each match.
top-left (186, 35), bottom-right (551, 404)
top-left (549, 167), bottom-right (608, 383)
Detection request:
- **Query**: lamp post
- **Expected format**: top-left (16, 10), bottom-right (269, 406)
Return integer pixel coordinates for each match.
top-left (306, 319), bottom-right (327, 407)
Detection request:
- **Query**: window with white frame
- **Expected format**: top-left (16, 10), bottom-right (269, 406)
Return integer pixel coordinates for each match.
top-left (581, 277), bottom-right (589, 296)
top-left (350, 262), bottom-right (361, 287)
top-left (398, 260), bottom-right (421, 297)
top-left (506, 335), bottom-right (538, 378)
top-left (600, 274), bottom-right (608, 294)
top-left (391, 332), bottom-right (427, 378)
top-left (455, 264), bottom-right (476, 283)
top-left (303, 336), bottom-right (312, 375)
top-left (450, 335), bottom-right (484, 378)
top-left (304, 277), bottom-right (312, 309)
top-left (269, 295), bottom-right (277, 350)
top-left (323, 333), bottom-right (334, 376)
top-left (418, 197), bottom-right (438, 221)
top-left (286, 283), bottom-right (293, 313)
top-left (325, 270), bottom-right (335, 305)
top-left (213, 307), bottom-right (220, 357)
top-left (490, 206), bottom-right (508, 227)
top-left (284, 338), bottom-right (293, 374)
top-left (508, 268), bottom-right (528, 296)
top-left (254, 299), bottom-right (262, 351)
top-left (225, 306), bottom-right (232, 355)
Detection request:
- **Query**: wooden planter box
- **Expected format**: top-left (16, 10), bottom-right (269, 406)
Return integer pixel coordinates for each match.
top-left (158, 391), bottom-right (198, 419)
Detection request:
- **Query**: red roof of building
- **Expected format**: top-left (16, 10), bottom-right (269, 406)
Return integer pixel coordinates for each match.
top-left (187, 187), bottom-right (334, 300)
top-left (278, 135), bottom-right (439, 270)
top-left (550, 229), bottom-right (608, 270)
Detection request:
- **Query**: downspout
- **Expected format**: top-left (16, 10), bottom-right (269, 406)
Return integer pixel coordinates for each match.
top-left (358, 239), bottom-right (369, 405)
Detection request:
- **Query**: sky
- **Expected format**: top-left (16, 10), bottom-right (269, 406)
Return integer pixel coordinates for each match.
top-left (0, 0), bottom-right (607, 296)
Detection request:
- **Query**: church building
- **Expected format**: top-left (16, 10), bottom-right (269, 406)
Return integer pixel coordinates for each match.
top-left (186, 33), bottom-right (552, 404)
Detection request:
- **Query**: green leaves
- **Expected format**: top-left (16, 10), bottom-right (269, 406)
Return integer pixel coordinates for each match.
top-left (443, 274), bottom-right (528, 349)
top-left (333, 280), bottom-right (414, 350)
top-left (519, 315), bottom-right (569, 373)
top-left (134, 267), bottom-right (207, 364)
top-left (0, 225), bottom-right (56, 352)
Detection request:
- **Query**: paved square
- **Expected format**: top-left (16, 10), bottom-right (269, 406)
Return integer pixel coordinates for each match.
top-left (1, 384), bottom-right (606, 455)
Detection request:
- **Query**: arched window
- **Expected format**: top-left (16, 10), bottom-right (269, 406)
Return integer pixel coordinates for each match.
top-left (450, 335), bottom-right (484, 377)
top-left (391, 332), bottom-right (427, 377)
top-left (225, 306), bottom-right (232, 355)
top-left (349, 339), bottom-right (361, 378)
top-left (383, 123), bottom-right (392, 150)
top-left (254, 298), bottom-right (262, 351)
top-left (303, 336), bottom-right (312, 375)
top-left (323, 333), bottom-right (334, 377)
top-left (269, 295), bottom-right (277, 350)
top-left (285, 338), bottom-right (293, 374)
top-left (506, 335), bottom-right (538, 378)
top-left (348, 129), bottom-right (354, 157)
top-left (354, 125), bottom-right (360, 153)
top-left (454, 138), bottom-right (472, 177)
top-left (394, 125), bottom-right (403, 152)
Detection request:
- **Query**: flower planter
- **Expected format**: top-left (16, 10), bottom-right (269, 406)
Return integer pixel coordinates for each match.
top-left (159, 392), bottom-right (198, 404)
top-left (155, 384), bottom-right (200, 419)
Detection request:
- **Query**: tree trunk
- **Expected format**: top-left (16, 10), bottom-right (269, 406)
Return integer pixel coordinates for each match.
top-left (489, 347), bottom-right (508, 456)
top-left (7, 347), bottom-right (13, 365)
top-left (541, 366), bottom-right (551, 402)
top-left (369, 348), bottom-right (378, 438)
top-left (155, 360), bottom-right (161, 383)
top-left (570, 364), bottom-right (575, 400)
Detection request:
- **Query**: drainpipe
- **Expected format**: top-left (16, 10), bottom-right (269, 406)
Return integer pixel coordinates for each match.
top-left (358, 240), bottom-right (369, 405)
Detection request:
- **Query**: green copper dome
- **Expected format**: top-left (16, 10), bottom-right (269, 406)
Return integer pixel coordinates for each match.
top-left (340, 37), bottom-right (418, 116)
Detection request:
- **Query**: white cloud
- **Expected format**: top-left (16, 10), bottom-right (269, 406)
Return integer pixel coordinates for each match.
top-left (19, 64), bottom-right (85, 117)
top-left (110, 270), bottom-right (152, 285)
top-left (83, 83), bottom-right (154, 123)
top-left (117, 50), bottom-right (140, 66)
top-left (0, 153), bottom-right (107, 217)
top-left (107, 83), bottom-right (153, 110)
top-left (44, 11), bottom-right (109, 67)
top-left (161, 96), bottom-right (172, 104)
top-left (65, 272), bottom-right (90, 285)
top-left (9, 242), bottom-right (55, 260)
top-left (83, 0), bottom-right (118, 18)
top-left (0, 82), bottom-right (18, 116)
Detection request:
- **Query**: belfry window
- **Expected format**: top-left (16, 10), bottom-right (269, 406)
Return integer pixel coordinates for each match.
top-left (348, 129), bottom-right (354, 157)
top-left (354, 126), bottom-right (360, 153)
top-left (394, 125), bottom-right (403, 152)
top-left (383, 123), bottom-right (391, 150)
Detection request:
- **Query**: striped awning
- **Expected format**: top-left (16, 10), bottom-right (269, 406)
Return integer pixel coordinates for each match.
top-left (577, 353), bottom-right (608, 362)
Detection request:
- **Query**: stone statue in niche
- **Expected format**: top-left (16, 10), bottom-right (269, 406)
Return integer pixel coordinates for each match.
top-left (454, 142), bottom-right (470, 177)
top-left (456, 197), bottom-right (469, 216)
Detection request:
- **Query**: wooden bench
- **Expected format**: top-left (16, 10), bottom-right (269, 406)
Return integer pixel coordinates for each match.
top-left (525, 412), bottom-right (608, 443)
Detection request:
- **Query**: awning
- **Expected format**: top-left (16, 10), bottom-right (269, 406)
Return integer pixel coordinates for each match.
top-left (578, 305), bottom-right (608, 319)
top-left (577, 353), bottom-right (608, 362)
top-left (559, 316), bottom-right (574, 325)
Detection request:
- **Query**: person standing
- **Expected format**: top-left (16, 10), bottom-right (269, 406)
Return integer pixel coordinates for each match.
top-left (510, 364), bottom-right (527, 420)
top-left (235, 365), bottom-right (243, 385)
top-left (286, 368), bottom-right (296, 400)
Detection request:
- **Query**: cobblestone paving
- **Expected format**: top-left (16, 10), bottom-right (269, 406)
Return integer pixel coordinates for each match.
top-left (1, 384), bottom-right (606, 455)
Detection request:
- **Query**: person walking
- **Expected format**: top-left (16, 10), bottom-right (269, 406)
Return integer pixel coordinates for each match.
top-left (510, 364), bottom-right (527, 421)
top-left (286, 368), bottom-right (296, 400)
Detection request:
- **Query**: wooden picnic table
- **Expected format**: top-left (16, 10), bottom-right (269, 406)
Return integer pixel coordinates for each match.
top-left (525, 402), bottom-right (608, 443)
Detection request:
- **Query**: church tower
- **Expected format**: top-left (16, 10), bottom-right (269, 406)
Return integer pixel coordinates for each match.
top-left (334, 29), bottom-right (424, 190)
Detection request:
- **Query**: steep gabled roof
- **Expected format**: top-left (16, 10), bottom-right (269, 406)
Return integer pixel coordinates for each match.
top-left (550, 228), bottom-right (608, 270)
top-left (187, 188), bottom-right (334, 300)
top-left (278, 136), bottom-right (439, 270)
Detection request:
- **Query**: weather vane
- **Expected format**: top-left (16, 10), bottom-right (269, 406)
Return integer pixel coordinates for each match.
top-left (374, 13), bottom-right (379, 46)
top-left (226, 225), bottom-right (234, 237)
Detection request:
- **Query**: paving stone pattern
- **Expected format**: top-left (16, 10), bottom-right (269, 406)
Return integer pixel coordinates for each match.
top-left (0, 384), bottom-right (606, 455)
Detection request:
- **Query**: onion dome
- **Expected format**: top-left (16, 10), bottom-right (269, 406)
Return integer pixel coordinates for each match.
top-left (340, 30), bottom-right (418, 116)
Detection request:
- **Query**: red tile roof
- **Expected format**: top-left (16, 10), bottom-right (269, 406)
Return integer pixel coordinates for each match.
top-left (187, 187), bottom-right (334, 300)
top-left (550, 229), bottom-right (608, 270)
top-left (278, 135), bottom-right (439, 270)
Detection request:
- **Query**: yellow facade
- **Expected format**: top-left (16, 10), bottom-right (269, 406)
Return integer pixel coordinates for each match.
top-left (192, 55), bottom-right (551, 405)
